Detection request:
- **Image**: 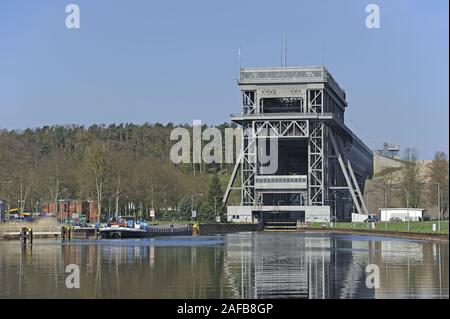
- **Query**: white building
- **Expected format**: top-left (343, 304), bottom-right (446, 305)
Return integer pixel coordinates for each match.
top-left (351, 213), bottom-right (369, 222)
top-left (378, 208), bottom-right (425, 222)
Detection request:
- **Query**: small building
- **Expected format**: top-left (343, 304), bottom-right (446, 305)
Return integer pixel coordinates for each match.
top-left (227, 206), bottom-right (253, 223)
top-left (351, 213), bottom-right (369, 222)
top-left (42, 199), bottom-right (98, 223)
top-left (378, 208), bottom-right (425, 222)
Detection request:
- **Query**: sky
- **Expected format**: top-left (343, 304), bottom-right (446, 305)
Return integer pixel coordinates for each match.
top-left (0, 0), bottom-right (448, 159)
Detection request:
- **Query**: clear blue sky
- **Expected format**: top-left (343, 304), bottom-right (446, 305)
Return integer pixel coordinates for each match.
top-left (0, 0), bottom-right (448, 159)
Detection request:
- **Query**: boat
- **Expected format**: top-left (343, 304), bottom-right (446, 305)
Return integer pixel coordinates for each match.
top-left (99, 216), bottom-right (193, 239)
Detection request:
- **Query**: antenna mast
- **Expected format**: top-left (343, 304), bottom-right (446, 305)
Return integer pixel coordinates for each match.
top-left (238, 47), bottom-right (242, 69)
top-left (284, 32), bottom-right (287, 67)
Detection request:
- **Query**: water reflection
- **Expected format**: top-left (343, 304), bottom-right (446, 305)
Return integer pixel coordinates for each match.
top-left (224, 233), bottom-right (375, 299)
top-left (0, 233), bottom-right (447, 299)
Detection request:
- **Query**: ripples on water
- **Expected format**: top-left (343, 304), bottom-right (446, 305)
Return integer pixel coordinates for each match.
top-left (0, 232), bottom-right (447, 299)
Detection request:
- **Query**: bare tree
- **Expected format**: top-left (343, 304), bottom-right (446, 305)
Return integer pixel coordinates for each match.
top-left (428, 151), bottom-right (449, 219)
top-left (401, 148), bottom-right (422, 208)
top-left (18, 177), bottom-right (32, 213)
top-left (87, 143), bottom-right (109, 223)
top-left (107, 151), bottom-right (132, 218)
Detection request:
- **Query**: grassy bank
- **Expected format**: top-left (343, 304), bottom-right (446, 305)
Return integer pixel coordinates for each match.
top-left (153, 220), bottom-right (449, 235)
top-left (308, 221), bottom-right (448, 234)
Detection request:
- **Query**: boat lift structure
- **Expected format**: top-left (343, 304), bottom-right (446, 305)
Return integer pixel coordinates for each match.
top-left (223, 66), bottom-right (373, 223)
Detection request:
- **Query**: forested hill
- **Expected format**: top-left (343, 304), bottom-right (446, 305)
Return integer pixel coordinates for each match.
top-left (0, 123), bottom-right (238, 219)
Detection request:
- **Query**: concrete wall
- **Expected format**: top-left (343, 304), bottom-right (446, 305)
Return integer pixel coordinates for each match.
top-left (373, 153), bottom-right (404, 174)
top-left (352, 213), bottom-right (369, 222)
top-left (304, 206), bottom-right (331, 222)
top-left (227, 206), bottom-right (253, 222)
top-left (227, 205), bottom-right (331, 223)
top-left (199, 223), bottom-right (261, 234)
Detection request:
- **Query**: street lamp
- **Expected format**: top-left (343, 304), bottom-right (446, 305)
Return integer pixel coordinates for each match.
top-left (368, 176), bottom-right (388, 208)
top-left (368, 177), bottom-right (389, 230)
top-left (56, 187), bottom-right (68, 216)
top-left (150, 188), bottom-right (167, 221)
top-left (213, 196), bottom-right (222, 223)
top-left (325, 198), bottom-right (337, 223)
top-left (53, 179), bottom-right (66, 213)
top-left (422, 181), bottom-right (441, 232)
top-left (191, 194), bottom-right (203, 222)
top-left (390, 188), bottom-right (410, 231)
top-left (17, 199), bottom-right (27, 222)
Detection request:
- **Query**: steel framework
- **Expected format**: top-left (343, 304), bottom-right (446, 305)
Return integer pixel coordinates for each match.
top-left (224, 66), bottom-right (373, 221)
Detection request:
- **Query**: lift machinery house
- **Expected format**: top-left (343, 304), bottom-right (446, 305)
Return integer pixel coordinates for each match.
top-left (223, 66), bottom-right (373, 224)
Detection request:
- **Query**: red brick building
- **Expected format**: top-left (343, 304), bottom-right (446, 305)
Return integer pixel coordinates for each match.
top-left (42, 200), bottom-right (98, 223)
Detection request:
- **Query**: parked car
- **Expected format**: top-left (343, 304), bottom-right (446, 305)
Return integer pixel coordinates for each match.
top-left (364, 217), bottom-right (378, 223)
top-left (419, 213), bottom-right (430, 222)
top-left (389, 217), bottom-right (403, 222)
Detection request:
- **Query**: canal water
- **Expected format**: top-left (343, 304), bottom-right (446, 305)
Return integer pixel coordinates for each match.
top-left (0, 232), bottom-right (448, 299)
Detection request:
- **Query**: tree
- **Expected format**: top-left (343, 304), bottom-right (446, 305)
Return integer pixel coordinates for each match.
top-left (428, 151), bottom-right (449, 219)
top-left (18, 177), bottom-right (32, 213)
top-left (201, 173), bottom-right (225, 222)
top-left (0, 123), bottom-right (231, 217)
top-left (86, 143), bottom-right (109, 223)
top-left (401, 148), bottom-right (422, 208)
top-left (178, 197), bottom-right (192, 220)
top-left (107, 151), bottom-right (132, 218)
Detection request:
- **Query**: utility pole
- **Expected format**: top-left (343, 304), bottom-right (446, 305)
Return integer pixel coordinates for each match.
top-left (367, 177), bottom-right (389, 229)
top-left (151, 186), bottom-right (154, 215)
top-left (425, 182), bottom-right (441, 232)
top-left (406, 188), bottom-right (410, 231)
top-left (214, 196), bottom-right (222, 223)
top-left (191, 194), bottom-right (194, 222)
top-left (437, 182), bottom-right (441, 232)
top-left (54, 180), bottom-right (65, 217)
top-left (191, 194), bottom-right (203, 222)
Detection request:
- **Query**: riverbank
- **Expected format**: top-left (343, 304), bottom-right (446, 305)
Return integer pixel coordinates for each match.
top-left (297, 228), bottom-right (448, 241)
top-left (308, 221), bottom-right (449, 234)
top-left (196, 221), bottom-right (448, 241)
top-left (0, 219), bottom-right (61, 240)
top-left (298, 221), bottom-right (448, 241)
top-left (2, 219), bottom-right (448, 242)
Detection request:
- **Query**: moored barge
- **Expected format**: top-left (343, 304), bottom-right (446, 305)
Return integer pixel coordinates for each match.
top-left (99, 218), bottom-right (193, 239)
